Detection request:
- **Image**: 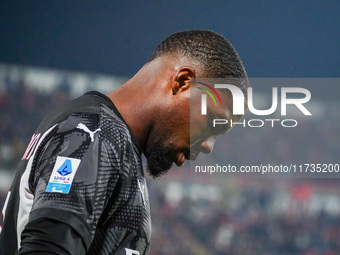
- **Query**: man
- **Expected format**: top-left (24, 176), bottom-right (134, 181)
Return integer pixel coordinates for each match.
top-left (0, 30), bottom-right (248, 254)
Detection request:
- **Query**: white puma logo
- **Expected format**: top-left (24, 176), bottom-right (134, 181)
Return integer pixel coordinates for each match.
top-left (77, 123), bottom-right (101, 142)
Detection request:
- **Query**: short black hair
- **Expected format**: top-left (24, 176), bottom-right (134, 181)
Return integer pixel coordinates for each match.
top-left (150, 30), bottom-right (249, 95)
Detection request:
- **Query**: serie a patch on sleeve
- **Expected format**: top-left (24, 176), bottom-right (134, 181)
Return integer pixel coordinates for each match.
top-left (45, 156), bottom-right (81, 194)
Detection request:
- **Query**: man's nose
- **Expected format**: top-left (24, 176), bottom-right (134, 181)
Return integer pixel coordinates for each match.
top-left (200, 136), bottom-right (216, 154)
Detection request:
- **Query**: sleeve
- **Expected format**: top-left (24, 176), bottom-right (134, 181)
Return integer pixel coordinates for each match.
top-left (19, 115), bottom-right (124, 253)
top-left (19, 217), bottom-right (85, 255)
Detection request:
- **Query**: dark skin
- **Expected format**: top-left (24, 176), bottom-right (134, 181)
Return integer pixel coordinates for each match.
top-left (107, 53), bottom-right (243, 177)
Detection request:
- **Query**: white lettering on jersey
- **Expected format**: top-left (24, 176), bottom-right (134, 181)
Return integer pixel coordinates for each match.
top-left (76, 123), bottom-right (101, 142)
top-left (21, 133), bottom-right (41, 160)
top-left (137, 179), bottom-right (146, 206)
top-left (17, 124), bottom-right (57, 249)
top-left (0, 191), bottom-right (11, 233)
top-left (125, 248), bottom-right (140, 255)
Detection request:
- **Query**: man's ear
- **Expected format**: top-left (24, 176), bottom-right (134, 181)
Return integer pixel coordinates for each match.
top-left (172, 66), bottom-right (195, 95)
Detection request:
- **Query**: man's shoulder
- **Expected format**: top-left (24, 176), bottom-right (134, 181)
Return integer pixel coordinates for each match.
top-left (35, 91), bottom-right (113, 133)
top-left (57, 93), bottom-right (137, 153)
top-left (98, 104), bottom-right (135, 151)
top-left (35, 91), bottom-right (140, 157)
top-left (45, 91), bottom-right (108, 122)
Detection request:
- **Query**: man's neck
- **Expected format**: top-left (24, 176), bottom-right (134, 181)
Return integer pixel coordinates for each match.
top-left (106, 77), bottom-right (153, 153)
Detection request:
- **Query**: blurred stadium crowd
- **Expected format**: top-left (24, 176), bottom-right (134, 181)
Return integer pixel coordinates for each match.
top-left (150, 178), bottom-right (340, 255)
top-left (0, 63), bottom-right (340, 254)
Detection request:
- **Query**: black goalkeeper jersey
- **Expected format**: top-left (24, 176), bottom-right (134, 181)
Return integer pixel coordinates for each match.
top-left (0, 91), bottom-right (151, 255)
